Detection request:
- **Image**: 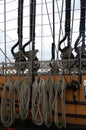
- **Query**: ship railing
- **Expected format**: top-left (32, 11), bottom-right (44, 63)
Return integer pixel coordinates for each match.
top-left (0, 58), bottom-right (86, 76)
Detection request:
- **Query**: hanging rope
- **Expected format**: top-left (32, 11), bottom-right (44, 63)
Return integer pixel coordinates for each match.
top-left (11, 0), bottom-right (26, 71)
top-left (31, 76), bottom-right (45, 125)
top-left (45, 0), bottom-right (56, 61)
top-left (23, 0), bottom-right (36, 53)
top-left (22, 0), bottom-right (40, 74)
top-left (45, 0), bottom-right (53, 36)
top-left (56, 0), bottom-right (64, 38)
top-left (19, 77), bottom-right (31, 119)
top-left (74, 0), bottom-right (86, 58)
top-left (1, 78), bottom-right (15, 127)
top-left (42, 77), bottom-right (54, 128)
top-left (13, 77), bottom-right (22, 119)
top-left (70, 0), bottom-right (75, 47)
top-left (52, 77), bottom-right (67, 128)
top-left (58, 0), bottom-right (74, 59)
top-left (57, 0), bottom-right (64, 59)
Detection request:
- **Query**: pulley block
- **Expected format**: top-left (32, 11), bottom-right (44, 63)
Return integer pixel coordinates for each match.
top-left (13, 51), bottom-right (27, 71)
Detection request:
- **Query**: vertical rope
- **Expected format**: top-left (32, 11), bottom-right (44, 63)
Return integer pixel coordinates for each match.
top-left (45, 0), bottom-right (53, 36)
top-left (41, 0), bottom-right (43, 61)
top-left (57, 0), bottom-right (64, 54)
top-left (70, 0), bottom-right (75, 45)
top-left (4, 0), bottom-right (6, 64)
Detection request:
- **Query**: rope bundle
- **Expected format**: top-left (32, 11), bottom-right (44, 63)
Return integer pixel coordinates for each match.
top-left (52, 78), bottom-right (67, 128)
top-left (31, 77), bottom-right (45, 125)
top-left (19, 77), bottom-right (31, 119)
top-left (42, 78), bottom-right (54, 127)
top-left (32, 76), bottom-right (67, 128)
top-left (1, 78), bottom-right (15, 127)
top-left (0, 76), bottom-right (67, 128)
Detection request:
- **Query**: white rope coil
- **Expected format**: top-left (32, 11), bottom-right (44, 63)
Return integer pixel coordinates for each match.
top-left (52, 78), bottom-right (67, 128)
top-left (42, 77), bottom-right (54, 128)
top-left (13, 77), bottom-right (22, 119)
top-left (1, 78), bottom-right (15, 127)
top-left (31, 77), bottom-right (45, 126)
top-left (0, 76), bottom-right (67, 128)
top-left (19, 77), bottom-right (31, 119)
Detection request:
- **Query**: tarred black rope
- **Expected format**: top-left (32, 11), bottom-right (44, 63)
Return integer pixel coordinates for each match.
top-left (58, 0), bottom-right (71, 53)
top-left (51, 43), bottom-right (55, 60)
top-left (23, 0), bottom-right (36, 53)
top-left (65, 0), bottom-right (71, 35)
top-left (18, 0), bottom-right (23, 51)
top-left (11, 0), bottom-right (27, 71)
top-left (11, 0), bottom-right (24, 55)
top-left (74, 0), bottom-right (86, 53)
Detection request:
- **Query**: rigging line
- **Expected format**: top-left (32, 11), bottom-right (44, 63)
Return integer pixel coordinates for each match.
top-left (45, 0), bottom-right (53, 37)
top-left (45, 0), bottom-right (58, 61)
top-left (37, 1), bottom-right (53, 6)
top-left (5, 0), bottom-right (16, 4)
top-left (0, 48), bottom-right (12, 63)
top-left (4, 0), bottom-right (6, 64)
top-left (70, 0), bottom-right (75, 45)
top-left (51, 0), bottom-right (55, 60)
top-left (52, 0), bottom-right (55, 45)
top-left (0, 0), bottom-right (16, 6)
top-left (41, 0), bottom-right (43, 61)
top-left (0, 29), bottom-right (15, 44)
top-left (57, 0), bottom-right (64, 59)
top-left (31, 0), bottom-right (36, 51)
top-left (56, 0), bottom-right (64, 37)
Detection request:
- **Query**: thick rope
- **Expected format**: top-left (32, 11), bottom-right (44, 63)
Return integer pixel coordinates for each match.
top-left (74, 0), bottom-right (86, 57)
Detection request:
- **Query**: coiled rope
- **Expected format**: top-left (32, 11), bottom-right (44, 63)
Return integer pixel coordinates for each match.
top-left (52, 78), bottom-right (66, 128)
top-left (13, 77), bottom-right (22, 119)
top-left (31, 77), bottom-right (45, 125)
top-left (1, 78), bottom-right (15, 127)
top-left (42, 77), bottom-right (54, 128)
top-left (19, 77), bottom-right (31, 119)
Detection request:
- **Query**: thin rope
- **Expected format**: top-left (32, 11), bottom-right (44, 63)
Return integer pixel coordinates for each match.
top-left (45, 0), bottom-right (53, 37)
top-left (41, 0), bottom-right (43, 60)
top-left (56, 0), bottom-right (64, 37)
top-left (70, 0), bottom-right (75, 46)
top-left (57, 0), bottom-right (64, 60)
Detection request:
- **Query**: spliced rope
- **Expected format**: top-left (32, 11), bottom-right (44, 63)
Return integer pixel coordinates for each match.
top-left (52, 78), bottom-right (67, 128)
top-left (31, 77), bottom-right (45, 125)
top-left (1, 78), bottom-right (15, 127)
top-left (42, 77), bottom-right (54, 128)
